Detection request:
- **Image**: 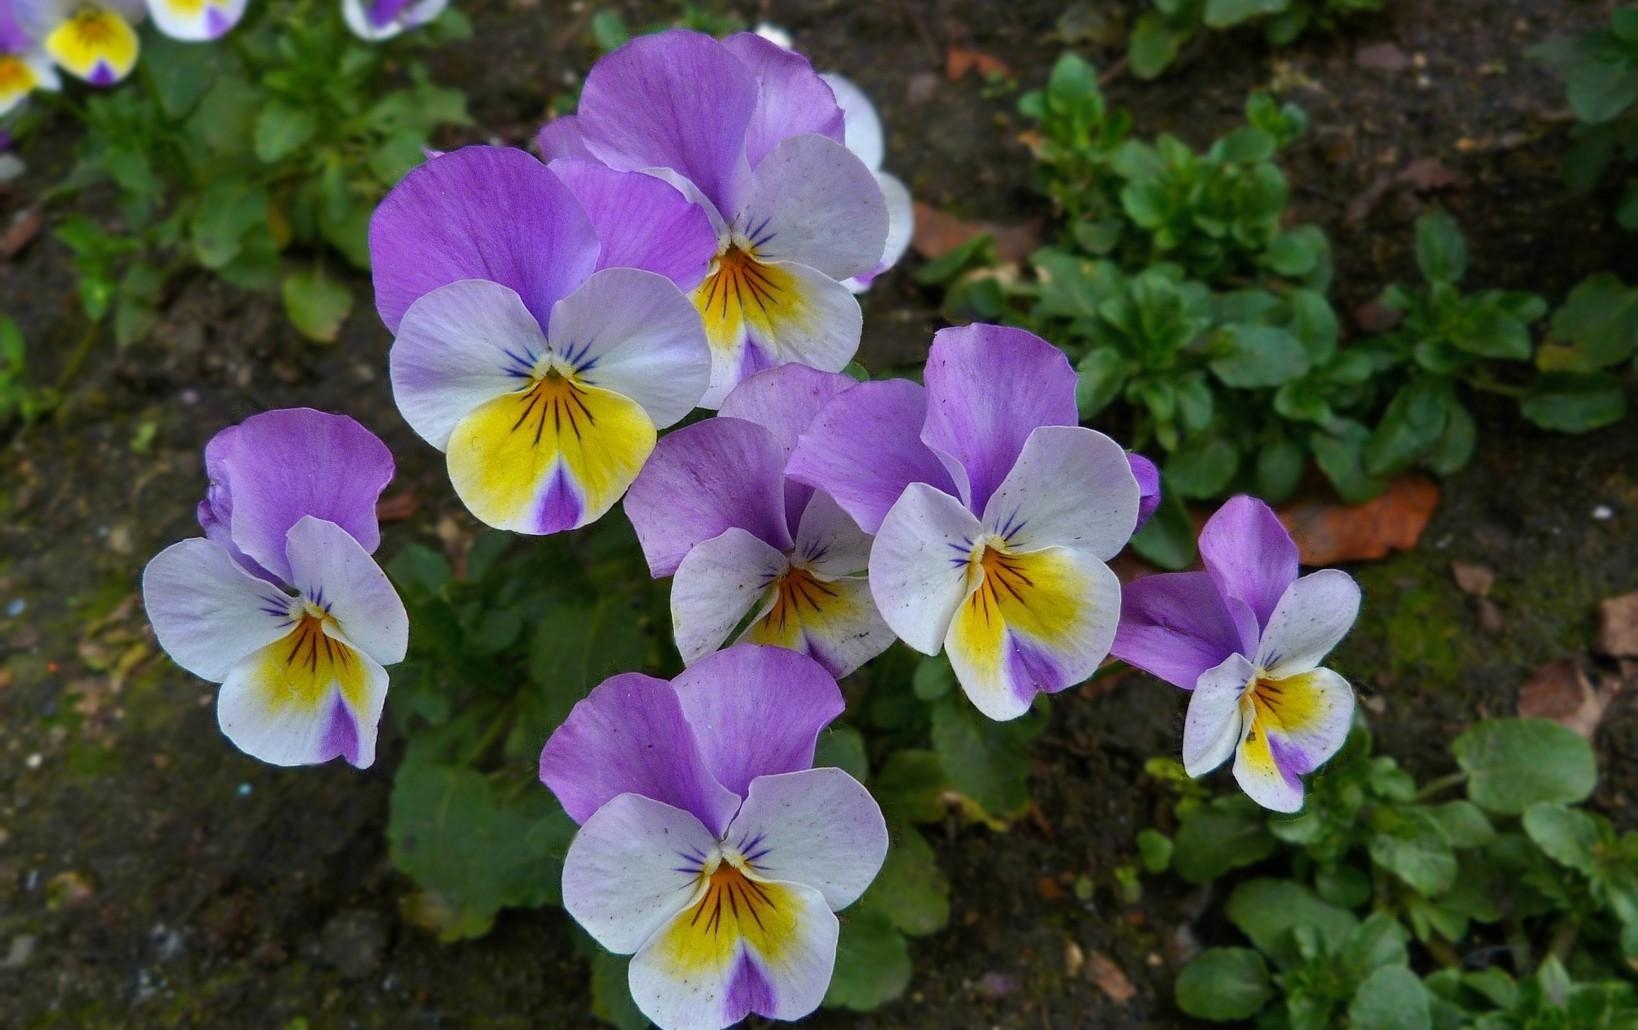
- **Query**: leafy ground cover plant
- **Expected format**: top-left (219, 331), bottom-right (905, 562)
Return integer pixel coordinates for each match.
top-left (1128, 0), bottom-right (1384, 79)
top-left (930, 54), bottom-right (1634, 566)
top-left (1532, 7), bottom-right (1638, 230)
top-left (44, 0), bottom-right (469, 348)
top-left (1147, 716), bottom-right (1638, 1027)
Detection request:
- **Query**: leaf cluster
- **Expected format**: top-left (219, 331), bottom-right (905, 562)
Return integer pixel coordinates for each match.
top-left (1532, 7), bottom-right (1638, 229)
top-left (1145, 717), bottom-right (1638, 1027)
top-left (50, 0), bottom-right (470, 347)
top-left (1128, 0), bottom-right (1384, 79)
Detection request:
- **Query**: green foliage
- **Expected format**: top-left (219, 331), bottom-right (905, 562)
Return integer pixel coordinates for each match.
top-left (50, 0), bottom-right (470, 349)
top-left (933, 56), bottom-right (1633, 568)
top-left (1533, 8), bottom-right (1638, 229)
top-left (1146, 717), bottom-right (1638, 1025)
top-left (0, 316), bottom-right (61, 426)
top-left (1128, 0), bottom-right (1384, 79)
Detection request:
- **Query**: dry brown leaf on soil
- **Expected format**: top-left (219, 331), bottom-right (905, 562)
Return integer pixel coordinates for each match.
top-left (1516, 659), bottom-right (1613, 741)
top-left (945, 46), bottom-right (1013, 82)
top-left (2, 207), bottom-right (42, 259)
top-left (1355, 42), bottom-right (1411, 73)
top-left (1398, 157), bottom-right (1471, 193)
top-left (1086, 951), bottom-right (1137, 1004)
top-left (910, 202), bottom-right (1043, 264)
top-left (1451, 562), bottom-right (1495, 597)
top-left (1598, 594), bottom-right (1638, 657)
top-left (1278, 476), bottom-right (1440, 565)
top-left (375, 489), bottom-right (420, 523)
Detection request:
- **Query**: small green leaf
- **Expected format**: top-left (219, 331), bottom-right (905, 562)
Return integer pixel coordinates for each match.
top-left (590, 9), bottom-right (629, 52)
top-left (255, 99), bottom-right (319, 163)
top-left (1075, 347), bottom-right (1129, 419)
top-left (590, 950), bottom-right (649, 1030)
top-left (1130, 473), bottom-right (1198, 570)
top-left (874, 750), bottom-right (949, 825)
top-left (823, 910), bottom-right (911, 1011)
top-left (1428, 800), bottom-right (1494, 849)
top-left (1369, 806), bottom-right (1458, 895)
top-left (1566, 56), bottom-right (1638, 123)
top-left (1211, 325), bottom-right (1310, 387)
top-left (1414, 209), bottom-right (1468, 285)
top-left (191, 182), bottom-right (269, 270)
top-left (1364, 378), bottom-right (1451, 476)
top-left (814, 726), bottom-right (870, 782)
top-left (1521, 802), bottom-right (1601, 874)
top-left (281, 266), bottom-right (354, 344)
top-left (1256, 437), bottom-right (1305, 502)
top-left (1454, 718), bottom-right (1598, 815)
top-left (1174, 796), bottom-right (1277, 884)
top-left (1349, 966), bottom-right (1432, 1030)
top-left (1175, 948), bottom-right (1272, 1021)
top-left (1521, 372), bottom-right (1628, 432)
top-left (1204, 0), bottom-right (1287, 27)
top-left (912, 656), bottom-right (955, 701)
top-left (1311, 423), bottom-right (1390, 503)
top-left (1547, 273), bottom-right (1638, 370)
top-left (1165, 434), bottom-right (1240, 499)
top-left (1226, 879), bottom-right (1358, 969)
top-left (860, 826), bottom-right (951, 936)
top-left (930, 698), bottom-right (1044, 818)
top-left (1128, 12), bottom-right (1184, 79)
top-left (1136, 828), bottom-right (1174, 873)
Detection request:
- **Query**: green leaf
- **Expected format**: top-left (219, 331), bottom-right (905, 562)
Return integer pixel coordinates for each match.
top-left (191, 182), bottom-right (269, 270)
top-left (1364, 378), bottom-right (1451, 476)
top-left (1075, 347), bottom-right (1129, 419)
top-left (860, 826), bottom-right (951, 936)
top-left (1174, 796), bottom-right (1277, 884)
top-left (1521, 802), bottom-right (1601, 874)
top-left (1130, 473), bottom-right (1198, 570)
top-left (1226, 879), bottom-right (1358, 969)
top-left (1175, 948), bottom-right (1273, 1021)
top-left (875, 750), bottom-right (948, 824)
top-left (930, 698), bottom-right (1044, 818)
top-left (1453, 718), bottom-right (1598, 815)
top-left (589, 8), bottom-right (629, 52)
top-left (1369, 806), bottom-right (1458, 895)
top-left (590, 950), bottom-right (649, 1030)
top-left (823, 910), bottom-right (911, 1011)
top-left (1211, 325), bottom-right (1310, 387)
top-left (1520, 371), bottom-right (1628, 432)
top-left (1428, 800), bottom-right (1495, 849)
top-left (281, 266), bottom-right (354, 344)
top-left (1414, 209), bottom-right (1468, 284)
top-left (1311, 423), bottom-right (1389, 503)
top-left (1425, 400), bottom-right (1477, 477)
top-left (1137, 828), bottom-right (1174, 873)
top-left (814, 726), bottom-right (870, 782)
top-left (1349, 966), bottom-right (1432, 1030)
top-left (369, 131), bottom-right (432, 186)
top-left (255, 100), bottom-right (318, 164)
top-left (1204, 0), bottom-right (1288, 28)
top-left (1341, 913), bottom-right (1410, 980)
top-left (1165, 434), bottom-right (1240, 499)
top-left (1547, 274), bottom-right (1638, 371)
top-left (1256, 437), bottom-right (1305, 502)
top-left (519, 594), bottom-right (651, 751)
top-left (912, 655), bottom-right (955, 701)
top-left (388, 543), bottom-right (452, 595)
top-left (1129, 12), bottom-right (1184, 79)
top-left (388, 754), bottom-right (575, 940)
top-left (1566, 57), bottom-right (1638, 123)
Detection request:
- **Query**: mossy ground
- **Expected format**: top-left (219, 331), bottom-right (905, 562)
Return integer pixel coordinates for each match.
top-left (1, 1), bottom-right (1633, 1026)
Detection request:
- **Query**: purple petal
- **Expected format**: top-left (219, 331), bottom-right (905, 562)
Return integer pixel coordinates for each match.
top-left (548, 159), bottom-right (718, 291)
top-left (0, 1), bottom-right (31, 52)
top-left (536, 115), bottom-right (593, 161)
top-left (623, 417), bottom-right (791, 577)
top-left (719, 364), bottom-right (856, 529)
top-left (577, 30), bottom-right (757, 217)
top-left (720, 32), bottom-right (845, 167)
top-left (671, 645), bottom-right (843, 797)
top-left (321, 697), bottom-right (362, 768)
top-left (921, 324), bottom-right (1078, 514)
top-left (1111, 571), bottom-right (1259, 690)
top-left (1128, 452), bottom-right (1161, 531)
top-left (786, 379), bottom-right (957, 535)
top-left (202, 408), bottom-right (394, 585)
top-left (368, 145), bottom-right (599, 333)
top-left (1198, 495), bottom-right (1299, 632)
top-left (539, 672), bottom-right (742, 836)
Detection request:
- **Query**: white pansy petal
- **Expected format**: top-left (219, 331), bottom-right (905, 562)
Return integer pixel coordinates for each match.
top-left (390, 280), bottom-right (549, 451)
top-left (548, 267), bottom-right (711, 428)
top-left (1256, 569), bottom-right (1362, 678)
top-left (980, 425), bottom-right (1141, 560)
top-left (142, 538), bottom-right (295, 682)
top-left (631, 874), bottom-right (837, 1030)
top-left (561, 793), bottom-right (719, 956)
top-left (283, 517), bottom-right (408, 666)
top-left (819, 72), bottom-right (883, 170)
top-left (791, 489), bottom-right (872, 578)
top-left (868, 483), bottom-right (983, 654)
top-left (1182, 653), bottom-right (1253, 777)
top-left (724, 768), bottom-right (888, 910)
top-left (672, 529), bottom-right (790, 665)
top-left (217, 634), bottom-right (388, 769)
top-left (738, 134), bottom-right (886, 281)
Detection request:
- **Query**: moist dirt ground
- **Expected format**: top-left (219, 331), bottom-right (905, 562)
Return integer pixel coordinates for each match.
top-left (2, 0), bottom-right (1635, 1026)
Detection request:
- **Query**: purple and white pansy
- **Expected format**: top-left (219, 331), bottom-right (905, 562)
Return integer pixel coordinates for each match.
top-left (142, 408), bottom-right (407, 769)
top-left (539, 29), bottom-right (889, 407)
top-left (789, 324), bottom-right (1149, 720)
top-left (540, 645), bottom-right (888, 1030)
top-left (341, 0), bottom-right (446, 41)
top-left (624, 364), bottom-right (895, 678)
top-left (1112, 496), bottom-right (1361, 812)
top-left (371, 144), bottom-right (716, 536)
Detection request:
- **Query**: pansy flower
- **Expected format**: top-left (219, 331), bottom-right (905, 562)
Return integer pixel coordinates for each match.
top-left (0, 0), bottom-right (57, 116)
top-left (540, 30), bottom-right (889, 407)
top-left (1112, 496), bottom-right (1360, 812)
top-left (624, 364), bottom-right (894, 678)
top-left (817, 72), bottom-right (912, 293)
top-left (16, 0), bottom-right (141, 85)
top-left (788, 324), bottom-right (1143, 720)
top-left (341, 0), bottom-right (444, 41)
top-left (142, 409), bottom-right (407, 769)
top-left (370, 144), bottom-right (717, 535)
top-left (145, 0), bottom-right (243, 41)
top-left (540, 645), bottom-right (889, 1030)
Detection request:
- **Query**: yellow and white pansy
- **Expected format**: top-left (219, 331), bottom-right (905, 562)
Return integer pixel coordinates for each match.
top-left (16, 0), bottom-right (142, 84)
top-left (144, 0), bottom-right (245, 41)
